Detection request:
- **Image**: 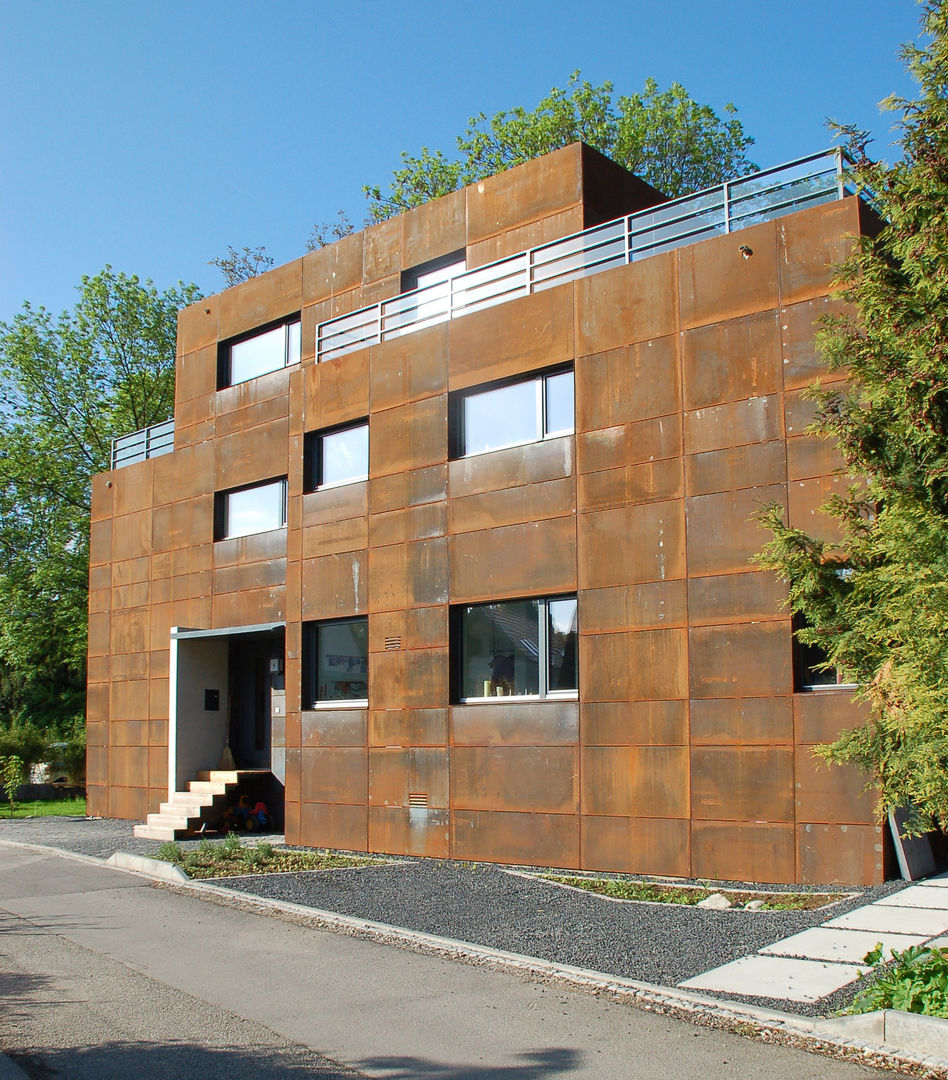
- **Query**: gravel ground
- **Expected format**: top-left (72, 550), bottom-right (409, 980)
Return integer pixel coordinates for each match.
top-left (0, 815), bottom-right (910, 1018)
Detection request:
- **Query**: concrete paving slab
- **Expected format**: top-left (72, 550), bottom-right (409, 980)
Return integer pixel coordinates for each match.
top-left (877, 884), bottom-right (948, 910)
top-left (760, 926), bottom-right (928, 963)
top-left (825, 903), bottom-right (948, 937)
top-left (679, 955), bottom-right (865, 1003)
top-left (919, 873), bottom-right (948, 888)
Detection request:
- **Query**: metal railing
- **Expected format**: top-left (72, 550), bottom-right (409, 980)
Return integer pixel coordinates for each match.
top-left (111, 418), bottom-right (175, 470)
top-left (316, 148), bottom-right (855, 363)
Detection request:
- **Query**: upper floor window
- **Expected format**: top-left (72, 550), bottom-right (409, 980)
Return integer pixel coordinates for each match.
top-left (215, 478), bottom-right (287, 540)
top-left (303, 420), bottom-right (369, 492)
top-left (219, 315), bottom-right (301, 388)
top-left (397, 251), bottom-right (467, 331)
top-left (454, 595), bottom-right (578, 702)
top-left (302, 617), bottom-right (369, 706)
top-left (451, 367), bottom-right (574, 458)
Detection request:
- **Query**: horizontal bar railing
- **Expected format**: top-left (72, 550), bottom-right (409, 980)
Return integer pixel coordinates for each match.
top-left (111, 418), bottom-right (175, 470)
top-left (316, 147), bottom-right (856, 363)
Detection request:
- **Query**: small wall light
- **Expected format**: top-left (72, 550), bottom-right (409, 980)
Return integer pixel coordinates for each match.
top-left (739, 244), bottom-right (753, 259)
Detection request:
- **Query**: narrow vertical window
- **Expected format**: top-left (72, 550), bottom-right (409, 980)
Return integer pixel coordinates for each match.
top-left (303, 617), bottom-right (369, 705)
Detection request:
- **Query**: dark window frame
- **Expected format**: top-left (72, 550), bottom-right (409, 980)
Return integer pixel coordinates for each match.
top-left (449, 364), bottom-right (574, 459)
top-left (302, 616), bottom-right (369, 708)
top-left (451, 593), bottom-right (578, 703)
top-left (217, 313), bottom-right (302, 389)
top-left (303, 418), bottom-right (370, 493)
top-left (791, 610), bottom-right (858, 692)
top-left (213, 476), bottom-right (288, 541)
top-left (401, 250), bottom-right (466, 294)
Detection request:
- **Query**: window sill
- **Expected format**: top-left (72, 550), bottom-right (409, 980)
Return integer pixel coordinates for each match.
top-left (458, 432), bottom-right (573, 460)
top-left (312, 476), bottom-right (369, 493)
top-left (458, 692), bottom-right (578, 704)
top-left (215, 525), bottom-right (287, 542)
top-left (797, 684), bottom-right (859, 693)
top-left (307, 700), bottom-right (368, 710)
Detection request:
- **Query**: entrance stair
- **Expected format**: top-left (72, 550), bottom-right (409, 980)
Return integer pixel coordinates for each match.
top-left (133, 770), bottom-right (266, 841)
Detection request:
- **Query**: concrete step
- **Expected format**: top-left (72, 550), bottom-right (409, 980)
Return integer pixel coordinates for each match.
top-left (159, 801), bottom-right (205, 819)
top-left (196, 770), bottom-right (240, 784)
top-left (187, 781), bottom-right (228, 795)
top-left (132, 823), bottom-right (178, 841)
top-left (166, 792), bottom-right (216, 809)
top-left (145, 811), bottom-right (190, 829)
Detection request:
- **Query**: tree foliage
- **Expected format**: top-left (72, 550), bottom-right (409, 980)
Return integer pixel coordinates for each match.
top-left (363, 73), bottom-right (757, 221)
top-left (0, 268), bottom-right (202, 732)
top-left (208, 244), bottom-right (274, 286)
top-left (755, 1), bottom-right (948, 831)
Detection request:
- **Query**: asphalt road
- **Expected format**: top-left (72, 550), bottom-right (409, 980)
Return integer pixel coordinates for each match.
top-left (0, 844), bottom-right (892, 1080)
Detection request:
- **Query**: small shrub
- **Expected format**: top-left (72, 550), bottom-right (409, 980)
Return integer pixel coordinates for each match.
top-left (0, 755), bottom-right (26, 815)
top-left (849, 944), bottom-right (948, 1018)
top-left (156, 841), bottom-right (182, 863)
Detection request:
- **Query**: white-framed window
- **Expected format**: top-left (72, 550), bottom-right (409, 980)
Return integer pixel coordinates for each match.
top-left (219, 316), bottom-right (301, 388)
top-left (303, 616), bottom-right (369, 706)
top-left (452, 367), bottom-right (574, 457)
top-left (215, 478), bottom-right (287, 540)
top-left (455, 595), bottom-right (578, 702)
top-left (304, 420), bottom-right (369, 492)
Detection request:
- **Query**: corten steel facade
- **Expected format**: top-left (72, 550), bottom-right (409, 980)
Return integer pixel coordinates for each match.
top-left (87, 143), bottom-right (885, 885)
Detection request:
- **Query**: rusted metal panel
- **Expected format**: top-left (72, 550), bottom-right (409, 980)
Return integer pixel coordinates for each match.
top-left (685, 485), bottom-right (786, 578)
top-left (369, 805), bottom-right (450, 858)
top-left (689, 621), bottom-right (792, 699)
top-left (368, 708), bottom-right (449, 747)
top-left (580, 580), bottom-right (688, 635)
top-left (579, 499), bottom-right (685, 590)
top-left (301, 708), bottom-right (367, 748)
top-left (691, 820), bottom-right (795, 884)
top-left (575, 254), bottom-right (677, 354)
top-left (580, 628), bottom-right (688, 702)
top-left (687, 570), bottom-right (786, 625)
top-left (451, 808), bottom-right (580, 867)
top-left (690, 696), bottom-right (793, 746)
top-left (578, 413), bottom-right (682, 475)
top-left (777, 198), bottom-right (860, 307)
top-left (451, 701), bottom-right (578, 746)
top-left (448, 285), bottom-right (575, 391)
top-left (451, 746), bottom-right (578, 814)
top-left (796, 823), bottom-right (884, 886)
top-left (678, 219), bottom-right (780, 331)
top-left (691, 746), bottom-right (794, 822)
top-left (579, 458), bottom-right (682, 513)
top-left (577, 338), bottom-right (680, 432)
top-left (369, 647), bottom-right (449, 710)
top-left (581, 746), bottom-right (689, 818)
top-left (681, 311), bottom-right (782, 412)
top-left (299, 800), bottom-right (367, 853)
top-left (582, 700), bottom-right (688, 746)
top-left (369, 747), bottom-right (449, 807)
top-left (369, 395), bottom-right (448, 479)
top-left (368, 537), bottom-right (448, 611)
top-left (449, 438), bottom-right (574, 499)
top-left (794, 745), bottom-right (876, 824)
top-left (369, 323), bottom-right (449, 412)
top-left (581, 815), bottom-right (690, 877)
top-left (300, 746), bottom-right (367, 805)
top-left (794, 691), bottom-right (871, 745)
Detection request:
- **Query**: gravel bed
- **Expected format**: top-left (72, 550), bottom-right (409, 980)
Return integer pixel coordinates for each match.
top-left (0, 816), bottom-right (908, 1017)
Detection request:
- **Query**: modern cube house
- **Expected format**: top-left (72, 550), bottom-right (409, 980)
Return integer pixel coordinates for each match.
top-left (88, 143), bottom-right (886, 884)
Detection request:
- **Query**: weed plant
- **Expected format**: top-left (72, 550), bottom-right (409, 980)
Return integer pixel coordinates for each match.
top-left (848, 944), bottom-right (948, 1018)
top-left (155, 835), bottom-right (379, 878)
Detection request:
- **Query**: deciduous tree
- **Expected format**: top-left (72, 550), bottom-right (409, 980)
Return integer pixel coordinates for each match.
top-left (363, 73), bottom-right (757, 221)
top-left (0, 268), bottom-right (202, 733)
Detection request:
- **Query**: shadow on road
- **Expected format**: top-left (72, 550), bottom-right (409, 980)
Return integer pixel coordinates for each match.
top-left (3, 1043), bottom-right (583, 1080)
top-left (355, 1049), bottom-right (582, 1077)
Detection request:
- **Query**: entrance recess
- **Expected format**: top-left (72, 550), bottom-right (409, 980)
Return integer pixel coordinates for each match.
top-left (168, 623), bottom-right (285, 823)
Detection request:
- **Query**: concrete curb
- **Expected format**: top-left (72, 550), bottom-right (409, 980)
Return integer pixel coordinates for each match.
top-left (4, 839), bottom-right (947, 1077)
top-left (105, 850), bottom-right (189, 882)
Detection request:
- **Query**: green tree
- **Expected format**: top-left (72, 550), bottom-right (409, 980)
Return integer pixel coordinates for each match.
top-left (363, 73), bottom-right (757, 221)
top-left (0, 268), bottom-right (202, 733)
top-left (755, 1), bottom-right (948, 831)
top-left (0, 755), bottom-right (26, 815)
top-left (208, 244), bottom-right (274, 287)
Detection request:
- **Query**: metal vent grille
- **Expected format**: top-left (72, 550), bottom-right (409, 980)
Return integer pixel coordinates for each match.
top-left (408, 792), bottom-right (428, 808)
top-left (384, 636), bottom-right (402, 651)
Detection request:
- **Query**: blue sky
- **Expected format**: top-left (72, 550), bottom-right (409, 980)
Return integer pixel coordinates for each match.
top-left (0, 0), bottom-right (924, 325)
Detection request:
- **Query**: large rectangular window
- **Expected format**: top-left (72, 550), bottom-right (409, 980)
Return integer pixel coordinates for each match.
top-left (303, 617), bottom-right (369, 706)
top-left (215, 478), bottom-right (287, 540)
top-left (452, 367), bottom-right (574, 457)
top-left (219, 315), bottom-right (301, 388)
top-left (303, 420), bottom-right (369, 492)
top-left (455, 595), bottom-right (577, 701)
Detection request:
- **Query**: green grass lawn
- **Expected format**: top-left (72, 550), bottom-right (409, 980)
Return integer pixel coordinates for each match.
top-left (1, 796), bottom-right (87, 819)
